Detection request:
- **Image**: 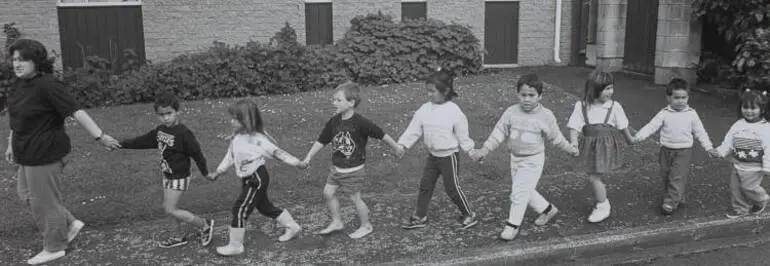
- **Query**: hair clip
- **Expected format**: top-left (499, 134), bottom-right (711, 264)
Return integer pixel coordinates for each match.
top-left (745, 88), bottom-right (751, 92)
top-left (436, 67), bottom-right (442, 71)
top-left (763, 91), bottom-right (768, 96)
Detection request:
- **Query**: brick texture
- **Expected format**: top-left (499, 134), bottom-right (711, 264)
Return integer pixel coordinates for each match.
top-left (1, 0), bottom-right (574, 67)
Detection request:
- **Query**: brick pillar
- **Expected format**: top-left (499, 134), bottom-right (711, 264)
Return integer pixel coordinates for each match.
top-left (595, 0), bottom-right (627, 71)
top-left (654, 0), bottom-right (701, 86)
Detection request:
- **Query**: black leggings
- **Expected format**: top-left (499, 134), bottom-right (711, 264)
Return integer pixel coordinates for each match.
top-left (230, 166), bottom-right (283, 228)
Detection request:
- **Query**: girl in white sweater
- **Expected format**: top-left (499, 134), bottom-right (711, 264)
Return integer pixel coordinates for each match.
top-left (207, 99), bottom-right (305, 256)
top-left (397, 68), bottom-right (478, 230)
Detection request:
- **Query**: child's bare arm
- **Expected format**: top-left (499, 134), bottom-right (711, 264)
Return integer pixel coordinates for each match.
top-left (569, 129), bottom-right (579, 147)
top-left (621, 128), bottom-right (634, 144)
top-left (274, 149), bottom-right (302, 166)
top-left (381, 134), bottom-right (401, 151)
top-left (304, 141), bottom-right (325, 163)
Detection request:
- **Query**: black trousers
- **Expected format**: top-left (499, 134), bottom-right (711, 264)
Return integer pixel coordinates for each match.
top-left (230, 166), bottom-right (283, 228)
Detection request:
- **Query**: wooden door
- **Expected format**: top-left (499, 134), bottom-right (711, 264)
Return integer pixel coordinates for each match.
top-left (484, 1), bottom-right (519, 65)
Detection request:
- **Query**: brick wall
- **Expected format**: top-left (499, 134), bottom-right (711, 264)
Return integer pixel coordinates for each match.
top-left (142, 0), bottom-right (306, 62)
top-left (1, 0), bottom-right (60, 67)
top-left (0, 0), bottom-right (574, 67)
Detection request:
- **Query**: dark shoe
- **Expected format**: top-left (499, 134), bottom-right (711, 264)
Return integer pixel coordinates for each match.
top-left (401, 215), bottom-right (428, 230)
top-left (200, 219), bottom-right (215, 246)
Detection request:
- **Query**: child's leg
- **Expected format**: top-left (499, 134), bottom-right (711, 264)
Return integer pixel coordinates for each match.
top-left (415, 156), bottom-right (441, 218)
top-left (229, 178), bottom-right (261, 229)
top-left (587, 174), bottom-right (607, 202)
top-left (316, 184), bottom-right (344, 234)
top-left (736, 169), bottom-right (770, 208)
top-left (348, 191), bottom-right (373, 239)
top-left (659, 147), bottom-right (673, 204)
top-left (438, 153), bottom-right (473, 216)
top-left (729, 168), bottom-right (752, 214)
top-left (507, 153), bottom-right (546, 227)
top-left (665, 148), bottom-right (693, 208)
top-left (248, 167), bottom-right (300, 241)
top-left (162, 188), bottom-right (207, 231)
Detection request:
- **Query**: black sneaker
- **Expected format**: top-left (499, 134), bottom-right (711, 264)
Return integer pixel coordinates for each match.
top-left (200, 219), bottom-right (215, 247)
top-left (401, 215), bottom-right (428, 230)
top-left (751, 204), bottom-right (766, 214)
top-left (661, 203), bottom-right (675, 215)
top-left (158, 236), bottom-right (188, 248)
top-left (460, 212), bottom-right (479, 229)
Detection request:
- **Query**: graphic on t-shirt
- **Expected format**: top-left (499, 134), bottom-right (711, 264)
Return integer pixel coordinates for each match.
top-left (733, 137), bottom-right (764, 163)
top-left (331, 131), bottom-right (356, 158)
top-left (157, 131), bottom-right (175, 174)
top-left (508, 118), bottom-right (543, 145)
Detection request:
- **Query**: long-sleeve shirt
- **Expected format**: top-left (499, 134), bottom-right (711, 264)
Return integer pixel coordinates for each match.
top-left (482, 104), bottom-right (573, 156)
top-left (397, 101), bottom-right (475, 157)
top-left (216, 133), bottom-right (278, 178)
top-left (715, 119), bottom-right (770, 172)
top-left (634, 106), bottom-right (713, 150)
top-left (120, 123), bottom-right (209, 179)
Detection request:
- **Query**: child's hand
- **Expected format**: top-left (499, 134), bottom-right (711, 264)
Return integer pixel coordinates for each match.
top-left (297, 160), bottom-right (310, 169)
top-left (707, 149), bottom-right (720, 158)
top-left (394, 145), bottom-right (406, 159)
top-left (206, 172), bottom-right (219, 181)
top-left (469, 148), bottom-right (486, 162)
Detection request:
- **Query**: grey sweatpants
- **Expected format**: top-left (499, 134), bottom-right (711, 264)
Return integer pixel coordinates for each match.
top-left (17, 159), bottom-right (77, 252)
top-left (659, 146), bottom-right (693, 208)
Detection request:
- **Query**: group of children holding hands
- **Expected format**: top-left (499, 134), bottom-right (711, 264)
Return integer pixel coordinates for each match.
top-left (118, 67), bottom-right (770, 255)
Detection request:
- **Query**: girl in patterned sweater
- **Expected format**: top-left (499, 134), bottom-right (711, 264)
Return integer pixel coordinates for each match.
top-left (709, 90), bottom-right (770, 218)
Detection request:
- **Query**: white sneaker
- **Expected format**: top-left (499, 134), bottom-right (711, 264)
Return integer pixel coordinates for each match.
top-left (534, 205), bottom-right (559, 226)
top-left (27, 250), bottom-right (65, 265)
top-left (588, 200), bottom-right (611, 223)
top-left (216, 244), bottom-right (245, 256)
top-left (67, 220), bottom-right (85, 243)
top-left (497, 222), bottom-right (520, 241)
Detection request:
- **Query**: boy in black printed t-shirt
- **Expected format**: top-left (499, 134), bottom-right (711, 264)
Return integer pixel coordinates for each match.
top-left (302, 82), bottom-right (403, 239)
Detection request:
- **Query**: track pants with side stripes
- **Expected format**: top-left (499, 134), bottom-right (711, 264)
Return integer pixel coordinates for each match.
top-left (415, 152), bottom-right (474, 218)
top-left (230, 165), bottom-right (283, 228)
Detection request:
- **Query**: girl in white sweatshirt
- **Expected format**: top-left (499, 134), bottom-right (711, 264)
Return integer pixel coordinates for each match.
top-left (397, 68), bottom-right (478, 230)
top-left (207, 99), bottom-right (305, 256)
top-left (709, 90), bottom-right (770, 218)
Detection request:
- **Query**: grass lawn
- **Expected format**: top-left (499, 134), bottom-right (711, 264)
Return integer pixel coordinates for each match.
top-left (0, 69), bottom-right (743, 264)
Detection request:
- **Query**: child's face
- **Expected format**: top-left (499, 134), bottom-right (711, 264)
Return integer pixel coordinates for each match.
top-left (667, 89), bottom-right (689, 111)
top-left (598, 85), bottom-right (614, 103)
top-left (426, 83), bottom-right (446, 104)
top-left (332, 90), bottom-right (355, 114)
top-left (517, 84), bottom-right (542, 112)
top-left (742, 104), bottom-right (762, 122)
top-left (156, 106), bottom-right (179, 127)
top-left (11, 51), bottom-right (36, 79)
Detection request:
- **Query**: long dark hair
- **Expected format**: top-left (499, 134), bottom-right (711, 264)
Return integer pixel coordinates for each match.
top-left (583, 70), bottom-right (614, 104)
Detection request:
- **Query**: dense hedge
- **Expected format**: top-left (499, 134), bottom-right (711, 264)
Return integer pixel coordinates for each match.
top-left (3, 13), bottom-right (483, 108)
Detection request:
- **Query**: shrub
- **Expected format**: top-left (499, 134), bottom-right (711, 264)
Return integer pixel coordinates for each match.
top-left (336, 12), bottom-right (482, 85)
top-left (694, 0), bottom-right (770, 89)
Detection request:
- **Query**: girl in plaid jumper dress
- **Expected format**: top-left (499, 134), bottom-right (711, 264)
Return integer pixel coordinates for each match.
top-left (567, 71), bottom-right (633, 223)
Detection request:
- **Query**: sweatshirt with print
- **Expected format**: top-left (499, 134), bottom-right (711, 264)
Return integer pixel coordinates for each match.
top-left (715, 119), bottom-right (770, 172)
top-left (216, 133), bottom-right (279, 178)
top-left (120, 124), bottom-right (208, 179)
top-left (634, 106), bottom-right (713, 150)
top-left (482, 104), bottom-right (573, 156)
top-left (397, 101), bottom-right (475, 157)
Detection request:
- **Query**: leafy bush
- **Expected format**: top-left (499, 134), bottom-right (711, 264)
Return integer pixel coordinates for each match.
top-left (34, 13), bottom-right (482, 108)
top-left (694, 0), bottom-right (770, 89)
top-left (337, 12), bottom-right (482, 85)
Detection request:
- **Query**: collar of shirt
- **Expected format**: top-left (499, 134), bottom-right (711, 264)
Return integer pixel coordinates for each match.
top-left (663, 105), bottom-right (692, 112)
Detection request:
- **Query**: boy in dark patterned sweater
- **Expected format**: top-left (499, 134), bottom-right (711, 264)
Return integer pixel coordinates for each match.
top-left (119, 92), bottom-right (214, 248)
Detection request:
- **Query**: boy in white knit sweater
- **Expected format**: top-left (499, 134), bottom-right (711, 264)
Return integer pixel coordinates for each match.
top-left (632, 78), bottom-right (714, 215)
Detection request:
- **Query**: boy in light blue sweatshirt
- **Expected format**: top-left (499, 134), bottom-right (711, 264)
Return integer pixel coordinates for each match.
top-left (471, 74), bottom-right (578, 241)
top-left (632, 78), bottom-right (714, 215)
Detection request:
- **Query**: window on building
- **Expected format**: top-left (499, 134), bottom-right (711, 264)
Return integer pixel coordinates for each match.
top-left (402, 1), bottom-right (427, 20)
top-left (58, 0), bottom-right (141, 6)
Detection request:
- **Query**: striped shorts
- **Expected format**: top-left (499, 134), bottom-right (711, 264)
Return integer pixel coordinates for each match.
top-left (163, 176), bottom-right (190, 191)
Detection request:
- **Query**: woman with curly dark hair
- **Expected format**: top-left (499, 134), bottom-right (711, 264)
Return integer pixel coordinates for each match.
top-left (7, 39), bottom-right (121, 265)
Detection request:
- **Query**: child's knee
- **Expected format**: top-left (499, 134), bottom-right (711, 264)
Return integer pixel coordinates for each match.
top-left (349, 192), bottom-right (364, 202)
top-left (163, 205), bottom-right (179, 215)
top-left (322, 185), bottom-right (338, 200)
